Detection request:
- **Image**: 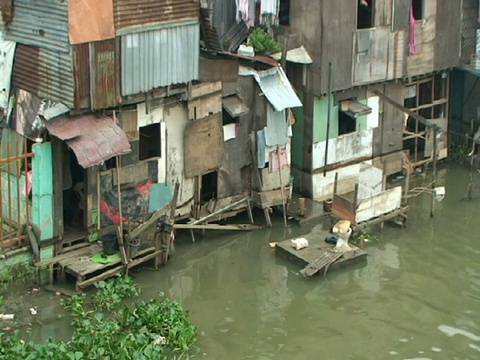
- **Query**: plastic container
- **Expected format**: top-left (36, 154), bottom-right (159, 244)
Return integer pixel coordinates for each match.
top-left (291, 237), bottom-right (309, 250)
top-left (102, 233), bottom-right (118, 256)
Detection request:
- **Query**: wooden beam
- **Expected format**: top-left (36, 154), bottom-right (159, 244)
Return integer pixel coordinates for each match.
top-left (188, 197), bottom-right (249, 225)
top-left (129, 203), bottom-right (170, 240)
top-left (371, 89), bottom-right (429, 126)
top-left (174, 224), bottom-right (264, 231)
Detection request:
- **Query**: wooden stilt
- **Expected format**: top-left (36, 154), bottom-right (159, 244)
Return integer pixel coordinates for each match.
top-left (277, 146), bottom-right (287, 226)
top-left (263, 207), bottom-right (272, 228)
top-left (246, 198), bottom-right (254, 225)
top-left (115, 156), bottom-right (128, 272)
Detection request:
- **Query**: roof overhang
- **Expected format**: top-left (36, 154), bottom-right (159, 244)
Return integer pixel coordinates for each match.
top-left (340, 100), bottom-right (372, 118)
top-left (45, 114), bottom-right (131, 168)
top-left (222, 95), bottom-right (249, 117)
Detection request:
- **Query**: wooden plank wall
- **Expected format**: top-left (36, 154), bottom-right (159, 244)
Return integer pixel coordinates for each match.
top-left (320, 0), bottom-right (356, 93)
top-left (460, 0), bottom-right (479, 64)
top-left (406, 0), bottom-right (436, 77)
top-left (434, 0), bottom-right (462, 70)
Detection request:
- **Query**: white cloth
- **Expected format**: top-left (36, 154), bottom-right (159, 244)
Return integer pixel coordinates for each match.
top-left (260, 0), bottom-right (278, 14)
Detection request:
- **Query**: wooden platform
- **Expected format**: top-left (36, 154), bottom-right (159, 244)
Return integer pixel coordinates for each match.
top-left (275, 229), bottom-right (367, 277)
top-left (36, 242), bottom-right (161, 291)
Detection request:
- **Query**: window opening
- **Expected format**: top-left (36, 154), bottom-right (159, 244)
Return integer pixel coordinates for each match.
top-left (201, 171), bottom-right (218, 202)
top-left (412, 0), bottom-right (424, 20)
top-left (279, 0), bottom-right (290, 25)
top-left (357, 0), bottom-right (374, 29)
top-left (338, 110), bottom-right (357, 135)
top-left (139, 123), bottom-right (161, 160)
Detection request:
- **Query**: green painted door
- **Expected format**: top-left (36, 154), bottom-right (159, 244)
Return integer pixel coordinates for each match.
top-left (32, 142), bottom-right (54, 241)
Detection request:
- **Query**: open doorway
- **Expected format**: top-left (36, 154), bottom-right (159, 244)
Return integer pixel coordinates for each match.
top-left (63, 145), bottom-right (85, 236)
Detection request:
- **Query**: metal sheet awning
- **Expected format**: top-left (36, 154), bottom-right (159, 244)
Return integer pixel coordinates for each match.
top-left (270, 45), bottom-right (313, 64)
top-left (45, 114), bottom-right (131, 168)
top-left (239, 66), bottom-right (302, 112)
top-left (223, 95), bottom-right (249, 117)
top-left (340, 100), bottom-right (372, 118)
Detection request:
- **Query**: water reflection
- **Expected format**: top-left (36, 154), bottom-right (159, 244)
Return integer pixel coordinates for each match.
top-left (12, 164), bottom-right (480, 359)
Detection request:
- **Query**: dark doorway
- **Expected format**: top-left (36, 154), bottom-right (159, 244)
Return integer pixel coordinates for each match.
top-left (201, 171), bottom-right (218, 202)
top-left (63, 146), bottom-right (85, 232)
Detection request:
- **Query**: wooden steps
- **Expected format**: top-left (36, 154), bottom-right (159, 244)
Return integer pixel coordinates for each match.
top-left (300, 250), bottom-right (344, 277)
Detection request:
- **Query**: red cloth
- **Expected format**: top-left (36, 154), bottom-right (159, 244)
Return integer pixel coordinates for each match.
top-left (100, 199), bottom-right (127, 225)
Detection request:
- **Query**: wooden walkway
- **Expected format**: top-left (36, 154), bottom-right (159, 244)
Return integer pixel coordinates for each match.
top-left (36, 242), bottom-right (161, 291)
top-left (276, 228), bottom-right (367, 277)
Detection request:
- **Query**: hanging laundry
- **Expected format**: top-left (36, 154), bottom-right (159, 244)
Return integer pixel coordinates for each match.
top-left (257, 129), bottom-right (267, 168)
top-left (260, 0), bottom-right (279, 26)
top-left (236, 0), bottom-right (255, 28)
top-left (409, 0), bottom-right (417, 55)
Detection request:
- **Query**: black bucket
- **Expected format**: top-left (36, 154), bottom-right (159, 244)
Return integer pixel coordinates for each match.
top-left (102, 233), bottom-right (118, 256)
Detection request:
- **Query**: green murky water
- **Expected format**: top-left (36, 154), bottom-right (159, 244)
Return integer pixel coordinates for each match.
top-left (5, 163), bottom-right (480, 359)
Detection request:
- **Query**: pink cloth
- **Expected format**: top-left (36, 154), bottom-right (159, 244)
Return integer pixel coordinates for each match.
top-left (270, 147), bottom-right (289, 172)
top-left (23, 170), bottom-right (33, 197)
top-left (409, 1), bottom-right (417, 55)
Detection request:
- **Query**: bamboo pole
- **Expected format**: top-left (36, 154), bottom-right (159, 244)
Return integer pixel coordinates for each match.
top-left (0, 140), bottom-right (3, 243)
top-left (277, 146), bottom-right (287, 226)
top-left (430, 126), bottom-right (438, 218)
top-left (15, 139), bottom-right (22, 241)
top-left (7, 143), bottom-right (13, 238)
top-left (24, 137), bottom-right (30, 241)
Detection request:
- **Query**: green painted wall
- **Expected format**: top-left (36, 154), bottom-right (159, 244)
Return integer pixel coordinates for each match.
top-left (0, 171), bottom-right (27, 225)
top-left (0, 129), bottom-right (28, 225)
top-left (32, 143), bottom-right (54, 241)
top-left (313, 95), bottom-right (339, 143)
top-left (356, 99), bottom-right (369, 131)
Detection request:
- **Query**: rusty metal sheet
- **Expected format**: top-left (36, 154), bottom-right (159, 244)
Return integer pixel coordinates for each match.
top-left (45, 114), bottom-right (131, 168)
top-left (73, 43), bottom-right (91, 109)
top-left (3, 0), bottom-right (69, 53)
top-left (90, 39), bottom-right (119, 109)
top-left (113, 0), bottom-right (199, 35)
top-left (184, 114), bottom-right (223, 178)
top-left (0, 0), bottom-right (14, 25)
top-left (13, 44), bottom-right (76, 108)
top-left (68, 0), bottom-right (115, 44)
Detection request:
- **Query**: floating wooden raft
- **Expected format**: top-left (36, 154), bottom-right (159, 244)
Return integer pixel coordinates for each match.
top-left (300, 250), bottom-right (344, 277)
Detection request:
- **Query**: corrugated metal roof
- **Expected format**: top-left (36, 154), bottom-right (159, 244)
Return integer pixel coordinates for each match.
top-left (72, 43), bottom-right (91, 109)
top-left (3, 0), bottom-right (69, 53)
top-left (13, 44), bottom-right (76, 108)
top-left (239, 66), bottom-right (302, 112)
top-left (90, 39), bottom-right (119, 109)
top-left (114, 0), bottom-right (199, 35)
top-left (44, 114), bottom-right (131, 168)
top-left (121, 24), bottom-right (200, 96)
top-left (0, 33), bottom-right (15, 111)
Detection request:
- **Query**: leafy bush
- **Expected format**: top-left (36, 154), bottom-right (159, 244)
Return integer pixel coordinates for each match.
top-left (248, 28), bottom-right (281, 54)
top-left (0, 276), bottom-right (197, 360)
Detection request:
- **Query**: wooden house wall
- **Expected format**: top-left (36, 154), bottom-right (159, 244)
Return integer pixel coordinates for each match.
top-left (461, 0), bottom-right (479, 65)
top-left (434, 0), bottom-right (462, 71)
top-left (406, 1), bottom-right (436, 77)
top-left (217, 76), bottom-right (254, 198)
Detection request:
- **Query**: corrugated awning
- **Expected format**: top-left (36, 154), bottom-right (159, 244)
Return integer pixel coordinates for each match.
top-left (45, 114), bottom-right (131, 168)
top-left (340, 100), bottom-right (372, 118)
top-left (223, 95), bottom-right (249, 117)
top-left (239, 66), bottom-right (302, 112)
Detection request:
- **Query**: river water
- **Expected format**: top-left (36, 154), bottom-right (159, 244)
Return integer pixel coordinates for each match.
top-left (5, 163), bottom-right (480, 359)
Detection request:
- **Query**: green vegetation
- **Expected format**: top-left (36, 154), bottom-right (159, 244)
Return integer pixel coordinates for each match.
top-left (451, 143), bottom-right (472, 165)
top-left (0, 262), bottom-right (37, 288)
top-left (0, 275), bottom-right (198, 359)
top-left (248, 28), bottom-right (281, 54)
top-left (351, 225), bottom-right (379, 246)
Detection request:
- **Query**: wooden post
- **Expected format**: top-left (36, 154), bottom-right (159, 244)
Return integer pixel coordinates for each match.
top-left (333, 172), bottom-right (339, 197)
top-left (0, 139), bottom-right (3, 243)
top-left (115, 155), bottom-right (128, 269)
top-left (246, 198), bottom-right (254, 225)
top-left (162, 182), bottom-right (180, 265)
top-left (430, 126), bottom-right (438, 218)
top-left (7, 143), bottom-right (13, 238)
top-left (277, 146), bottom-right (287, 226)
top-left (324, 62), bottom-right (334, 176)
